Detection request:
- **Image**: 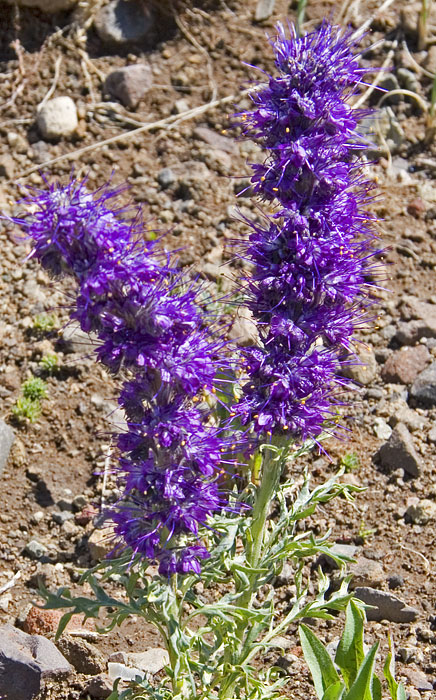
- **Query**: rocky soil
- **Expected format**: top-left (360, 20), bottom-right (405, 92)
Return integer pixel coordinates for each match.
top-left (1, 0), bottom-right (436, 698)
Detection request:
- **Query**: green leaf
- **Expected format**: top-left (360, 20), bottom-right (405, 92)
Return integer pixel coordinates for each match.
top-left (299, 624), bottom-right (340, 699)
top-left (371, 674), bottom-right (382, 700)
top-left (397, 684), bottom-right (407, 700)
top-left (55, 612), bottom-right (74, 641)
top-left (322, 681), bottom-right (345, 700)
top-left (335, 600), bottom-right (365, 688)
top-left (383, 635), bottom-right (407, 700)
top-left (343, 642), bottom-right (379, 700)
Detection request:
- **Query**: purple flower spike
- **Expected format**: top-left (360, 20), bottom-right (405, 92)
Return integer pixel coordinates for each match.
top-left (10, 176), bottom-right (232, 574)
top-left (233, 22), bottom-right (382, 443)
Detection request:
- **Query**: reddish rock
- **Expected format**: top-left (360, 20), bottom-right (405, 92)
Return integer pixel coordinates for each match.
top-left (406, 197), bottom-right (426, 218)
top-left (104, 64), bottom-right (153, 109)
top-left (75, 504), bottom-right (98, 526)
top-left (24, 606), bottom-right (94, 636)
top-left (381, 345), bottom-right (430, 384)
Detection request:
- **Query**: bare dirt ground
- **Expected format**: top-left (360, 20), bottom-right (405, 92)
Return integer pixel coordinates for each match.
top-left (0, 0), bottom-right (436, 698)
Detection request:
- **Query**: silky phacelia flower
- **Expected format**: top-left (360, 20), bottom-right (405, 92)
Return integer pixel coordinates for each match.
top-left (233, 22), bottom-right (381, 441)
top-left (10, 177), bottom-right (230, 575)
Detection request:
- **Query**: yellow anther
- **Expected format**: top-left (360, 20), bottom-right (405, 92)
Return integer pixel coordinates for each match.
top-left (181, 440), bottom-right (186, 446)
top-left (283, 425), bottom-right (289, 430)
top-left (285, 127), bottom-right (290, 133)
top-left (261, 176), bottom-right (266, 181)
top-left (272, 187), bottom-right (279, 192)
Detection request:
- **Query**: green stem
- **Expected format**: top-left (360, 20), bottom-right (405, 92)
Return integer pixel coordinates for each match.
top-left (218, 447), bottom-right (284, 699)
top-left (247, 447), bottom-right (283, 569)
top-left (165, 577), bottom-right (192, 699)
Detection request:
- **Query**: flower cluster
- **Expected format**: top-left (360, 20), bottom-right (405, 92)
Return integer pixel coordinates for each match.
top-left (12, 178), bottom-right (229, 575)
top-left (233, 22), bottom-right (380, 441)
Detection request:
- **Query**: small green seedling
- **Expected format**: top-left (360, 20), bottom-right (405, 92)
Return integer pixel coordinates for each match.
top-left (32, 313), bottom-right (57, 333)
top-left (11, 396), bottom-right (41, 423)
top-left (358, 520), bottom-right (377, 543)
top-left (22, 377), bottom-right (47, 401)
top-left (39, 353), bottom-right (59, 374)
top-left (300, 600), bottom-right (406, 700)
top-left (340, 452), bottom-right (360, 472)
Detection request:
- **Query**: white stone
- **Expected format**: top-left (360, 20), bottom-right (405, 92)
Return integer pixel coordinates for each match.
top-left (108, 662), bottom-right (145, 682)
top-left (127, 648), bottom-right (170, 675)
top-left (36, 97), bottom-right (78, 140)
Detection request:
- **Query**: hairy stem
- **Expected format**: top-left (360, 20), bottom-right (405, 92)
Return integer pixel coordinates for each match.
top-left (218, 448), bottom-right (284, 699)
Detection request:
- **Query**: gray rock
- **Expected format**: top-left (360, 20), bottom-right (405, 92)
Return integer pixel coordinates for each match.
top-left (229, 312), bottom-right (259, 347)
top-left (59, 325), bottom-right (97, 355)
top-left (377, 422), bottom-right (422, 477)
top-left (428, 425), bottom-right (436, 443)
top-left (353, 588), bottom-right (419, 622)
top-left (172, 98), bottom-right (190, 114)
top-left (395, 320), bottom-right (430, 346)
top-left (403, 669), bottom-right (434, 692)
top-left (157, 167), bottom-right (176, 188)
top-left (387, 401), bottom-right (426, 432)
top-left (24, 540), bottom-right (48, 561)
top-left (0, 625), bottom-right (71, 700)
top-left (0, 420), bottom-right (14, 477)
top-left (85, 673), bottom-right (113, 699)
top-left (56, 635), bottom-right (105, 675)
top-left (126, 648), bottom-right (169, 675)
top-left (410, 362), bottom-right (436, 406)
top-left (4, 0), bottom-right (77, 10)
top-left (201, 148), bottom-right (232, 175)
top-left (52, 511), bottom-right (73, 525)
top-left (405, 499), bottom-right (436, 525)
top-left (193, 126), bottom-right (237, 154)
top-left (274, 561), bottom-right (294, 586)
top-left (88, 527), bottom-right (114, 561)
top-left (36, 97), bottom-right (78, 140)
top-left (95, 0), bottom-right (154, 45)
top-left (342, 347), bottom-right (377, 385)
top-left (72, 494), bottom-right (87, 510)
top-left (400, 297), bottom-right (436, 335)
top-left (373, 417), bottom-right (392, 440)
top-left (388, 573), bottom-right (404, 589)
top-left (104, 64), bottom-right (153, 109)
top-left (0, 154), bottom-right (15, 179)
top-left (349, 557), bottom-right (384, 589)
top-left (377, 106), bottom-right (405, 153)
top-left (255, 0), bottom-right (275, 21)
top-left (7, 132), bottom-right (28, 153)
